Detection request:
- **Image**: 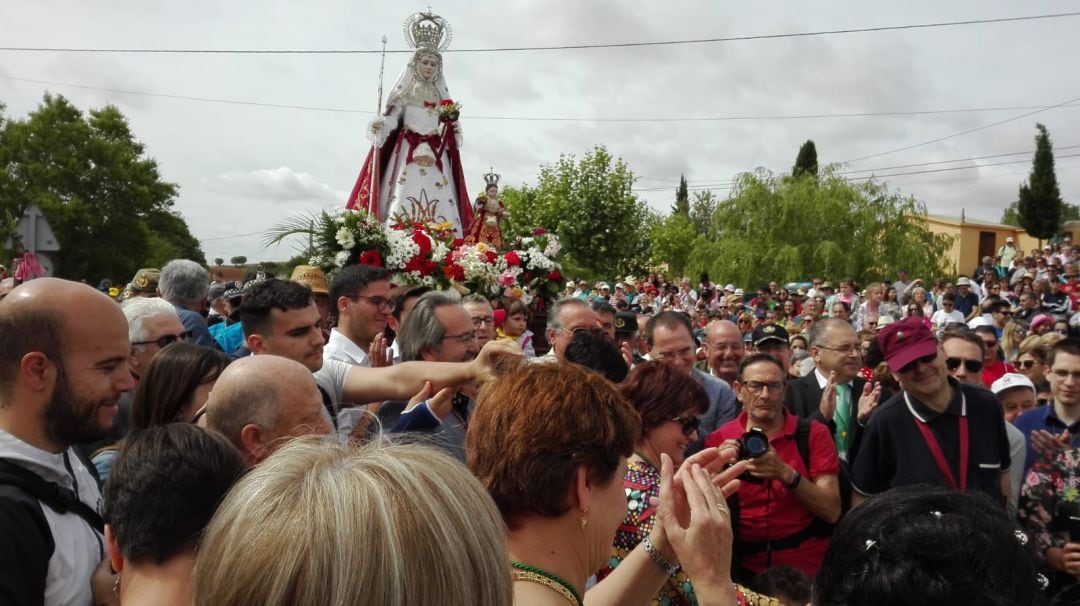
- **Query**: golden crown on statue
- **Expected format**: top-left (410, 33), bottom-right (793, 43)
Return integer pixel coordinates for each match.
top-left (483, 167), bottom-right (500, 188)
top-left (404, 11), bottom-right (452, 52)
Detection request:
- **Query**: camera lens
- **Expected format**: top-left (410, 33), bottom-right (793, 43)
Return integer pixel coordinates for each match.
top-left (744, 433), bottom-right (769, 458)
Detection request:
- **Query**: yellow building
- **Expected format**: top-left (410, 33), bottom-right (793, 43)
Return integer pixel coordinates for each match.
top-left (923, 214), bottom-right (1079, 276)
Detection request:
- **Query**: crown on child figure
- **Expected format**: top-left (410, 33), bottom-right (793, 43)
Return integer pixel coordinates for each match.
top-left (404, 11), bottom-right (452, 52)
top-left (483, 167), bottom-right (500, 188)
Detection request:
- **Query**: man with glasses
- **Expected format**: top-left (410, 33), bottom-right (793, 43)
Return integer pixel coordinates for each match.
top-left (930, 292), bottom-right (965, 330)
top-left (974, 325), bottom-right (1015, 386)
top-left (1014, 338), bottom-right (1080, 476)
top-left (540, 298), bottom-right (597, 362)
top-left (941, 329), bottom-right (1027, 513)
top-left (851, 318), bottom-right (1011, 507)
top-left (787, 318), bottom-right (879, 463)
top-left (385, 291), bottom-right (483, 460)
top-left (325, 265), bottom-right (392, 368)
top-left (989, 300), bottom-right (1013, 339)
top-left (159, 259), bottom-right (216, 349)
top-left (461, 294), bottom-right (496, 348)
top-left (705, 353), bottom-right (841, 578)
top-left (645, 311), bottom-right (737, 437)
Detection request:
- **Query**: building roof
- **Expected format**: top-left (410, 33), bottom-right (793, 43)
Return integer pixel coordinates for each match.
top-left (923, 214), bottom-right (1018, 231)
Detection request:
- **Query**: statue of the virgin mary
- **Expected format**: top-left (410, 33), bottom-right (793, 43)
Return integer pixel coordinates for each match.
top-left (346, 11), bottom-right (473, 236)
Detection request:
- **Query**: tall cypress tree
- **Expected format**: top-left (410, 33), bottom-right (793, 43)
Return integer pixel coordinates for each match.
top-left (793, 140), bottom-right (819, 178)
top-left (1017, 123), bottom-right (1063, 241)
top-left (672, 174), bottom-right (690, 216)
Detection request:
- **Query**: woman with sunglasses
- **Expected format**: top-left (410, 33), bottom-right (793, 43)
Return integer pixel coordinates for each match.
top-left (1016, 343), bottom-right (1048, 383)
top-left (1001, 320), bottom-right (1027, 363)
top-left (597, 361), bottom-right (717, 604)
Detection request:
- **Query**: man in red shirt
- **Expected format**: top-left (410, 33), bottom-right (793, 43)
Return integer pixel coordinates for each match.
top-left (975, 325), bottom-right (1015, 386)
top-left (705, 353), bottom-right (841, 579)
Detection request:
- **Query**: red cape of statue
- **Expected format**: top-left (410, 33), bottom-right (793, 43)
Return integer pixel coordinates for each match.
top-left (346, 122), bottom-right (473, 229)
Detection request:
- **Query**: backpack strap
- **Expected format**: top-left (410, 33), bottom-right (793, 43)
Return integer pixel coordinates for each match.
top-left (0, 459), bottom-right (103, 533)
top-left (794, 417), bottom-right (812, 470)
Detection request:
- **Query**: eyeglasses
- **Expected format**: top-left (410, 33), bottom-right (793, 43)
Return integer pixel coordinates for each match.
top-left (742, 380), bottom-right (785, 394)
top-left (1052, 369), bottom-right (1080, 382)
top-left (1017, 359), bottom-right (1039, 370)
top-left (997, 310), bottom-right (1013, 316)
top-left (945, 357), bottom-right (984, 373)
top-left (471, 316), bottom-right (495, 328)
top-left (441, 330), bottom-right (478, 345)
top-left (898, 353), bottom-right (938, 374)
top-left (350, 295), bottom-right (392, 311)
top-left (654, 347), bottom-right (695, 361)
top-left (817, 344), bottom-right (861, 356)
top-left (942, 301), bottom-right (954, 307)
top-left (670, 415), bottom-right (701, 437)
top-left (982, 340), bottom-right (998, 348)
top-left (132, 331), bottom-right (191, 348)
top-left (1037, 398), bottom-right (1049, 406)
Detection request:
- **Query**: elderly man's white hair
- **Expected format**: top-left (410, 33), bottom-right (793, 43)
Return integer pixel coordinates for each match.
top-left (121, 296), bottom-right (179, 343)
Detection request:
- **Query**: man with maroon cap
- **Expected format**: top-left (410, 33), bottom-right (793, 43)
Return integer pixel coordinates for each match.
top-left (851, 317), bottom-right (1012, 506)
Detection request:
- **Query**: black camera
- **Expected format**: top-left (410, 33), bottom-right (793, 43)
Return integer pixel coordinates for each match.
top-left (736, 427), bottom-right (770, 460)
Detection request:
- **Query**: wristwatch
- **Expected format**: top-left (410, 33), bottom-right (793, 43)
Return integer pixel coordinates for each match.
top-left (784, 469), bottom-right (802, 490)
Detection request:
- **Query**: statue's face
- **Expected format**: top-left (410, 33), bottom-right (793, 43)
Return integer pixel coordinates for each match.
top-left (486, 185), bottom-right (498, 198)
top-left (417, 54), bottom-right (439, 80)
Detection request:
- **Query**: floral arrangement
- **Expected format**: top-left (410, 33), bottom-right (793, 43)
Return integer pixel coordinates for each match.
top-left (436, 99), bottom-right (461, 122)
top-left (287, 208), bottom-right (563, 305)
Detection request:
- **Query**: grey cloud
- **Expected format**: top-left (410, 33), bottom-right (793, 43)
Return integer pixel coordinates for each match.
top-left (208, 166), bottom-right (346, 204)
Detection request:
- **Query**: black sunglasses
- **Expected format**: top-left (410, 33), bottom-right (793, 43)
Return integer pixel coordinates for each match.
top-left (671, 415), bottom-right (701, 437)
top-left (945, 357), bottom-right (984, 373)
top-left (898, 353), bottom-right (938, 374)
top-left (1017, 359), bottom-right (1039, 370)
top-left (1037, 398), bottom-right (1049, 406)
top-left (131, 331), bottom-right (191, 348)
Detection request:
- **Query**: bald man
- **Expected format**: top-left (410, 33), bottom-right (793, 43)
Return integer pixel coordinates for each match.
top-left (0, 278), bottom-right (134, 606)
top-left (702, 320), bottom-right (746, 386)
top-left (203, 355), bottom-right (332, 468)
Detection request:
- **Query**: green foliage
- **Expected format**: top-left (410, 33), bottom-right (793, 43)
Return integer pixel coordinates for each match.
top-left (649, 213), bottom-right (696, 277)
top-left (793, 140), bottom-right (819, 178)
top-left (689, 190), bottom-right (719, 237)
top-left (0, 94), bottom-right (201, 281)
top-left (213, 257), bottom-right (225, 266)
top-left (672, 174), bottom-right (690, 216)
top-left (502, 146), bottom-right (653, 277)
top-left (682, 167), bottom-right (954, 285)
top-left (1001, 200), bottom-right (1079, 227)
top-left (230, 255), bottom-right (248, 266)
top-left (1016, 124), bottom-right (1064, 240)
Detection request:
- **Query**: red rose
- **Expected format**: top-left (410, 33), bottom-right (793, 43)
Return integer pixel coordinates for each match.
top-left (504, 251), bottom-right (521, 266)
top-left (358, 249), bottom-right (382, 267)
top-left (443, 264), bottom-right (465, 281)
top-left (421, 260), bottom-right (439, 276)
top-left (524, 271), bottom-right (534, 282)
top-left (452, 238), bottom-right (464, 248)
top-left (439, 99), bottom-right (454, 106)
top-left (547, 271), bottom-right (562, 282)
top-left (484, 251), bottom-right (497, 264)
top-left (412, 231), bottom-right (432, 258)
top-left (404, 257), bottom-right (424, 274)
top-left (532, 228), bottom-right (547, 236)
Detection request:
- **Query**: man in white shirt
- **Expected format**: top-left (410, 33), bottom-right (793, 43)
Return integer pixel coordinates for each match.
top-left (323, 265), bottom-right (392, 368)
top-left (931, 293), bottom-right (965, 330)
top-left (0, 278), bottom-right (135, 606)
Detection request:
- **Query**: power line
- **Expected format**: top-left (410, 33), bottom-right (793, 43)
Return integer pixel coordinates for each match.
top-left (841, 93), bottom-right (1080, 164)
top-left (631, 152), bottom-right (1080, 192)
top-left (7, 75), bottom-right (1080, 124)
top-left (2, 12), bottom-right (1078, 54)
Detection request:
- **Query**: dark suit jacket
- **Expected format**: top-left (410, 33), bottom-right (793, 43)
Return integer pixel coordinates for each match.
top-left (785, 371), bottom-right (868, 463)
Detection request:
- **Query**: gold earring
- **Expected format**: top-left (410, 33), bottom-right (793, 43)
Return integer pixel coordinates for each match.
top-left (580, 506), bottom-right (589, 529)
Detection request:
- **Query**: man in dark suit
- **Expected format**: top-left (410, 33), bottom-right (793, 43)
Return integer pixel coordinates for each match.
top-left (785, 317), bottom-right (881, 462)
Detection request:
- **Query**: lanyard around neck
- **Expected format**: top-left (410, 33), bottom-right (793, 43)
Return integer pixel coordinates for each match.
top-left (907, 392), bottom-right (968, 490)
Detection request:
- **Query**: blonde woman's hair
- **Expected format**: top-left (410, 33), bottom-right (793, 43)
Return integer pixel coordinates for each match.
top-left (194, 438), bottom-right (512, 606)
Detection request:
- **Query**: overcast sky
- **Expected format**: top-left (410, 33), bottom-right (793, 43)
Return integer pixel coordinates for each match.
top-left (2, 1), bottom-right (1079, 263)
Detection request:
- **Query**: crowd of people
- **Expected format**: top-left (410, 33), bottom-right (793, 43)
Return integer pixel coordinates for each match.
top-left (1, 243), bottom-right (1078, 605)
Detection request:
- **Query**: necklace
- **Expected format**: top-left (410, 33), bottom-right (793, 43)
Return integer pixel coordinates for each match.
top-left (510, 562), bottom-right (583, 606)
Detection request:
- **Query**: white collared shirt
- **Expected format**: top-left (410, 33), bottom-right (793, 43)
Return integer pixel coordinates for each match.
top-left (323, 328), bottom-right (370, 368)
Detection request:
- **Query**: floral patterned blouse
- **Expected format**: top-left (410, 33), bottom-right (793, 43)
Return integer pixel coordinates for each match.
top-left (596, 456), bottom-right (778, 606)
top-left (1018, 447), bottom-right (1080, 561)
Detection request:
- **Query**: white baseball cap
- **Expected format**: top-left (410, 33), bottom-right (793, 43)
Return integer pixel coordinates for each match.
top-left (991, 373), bottom-right (1035, 397)
top-left (956, 277), bottom-right (972, 286)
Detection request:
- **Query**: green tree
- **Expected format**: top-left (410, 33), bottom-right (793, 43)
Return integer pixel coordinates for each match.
top-left (688, 190), bottom-right (719, 237)
top-left (1000, 200), bottom-right (1080, 227)
top-left (649, 213), bottom-right (696, 277)
top-left (1016, 123), bottom-right (1063, 241)
top-left (0, 94), bottom-right (202, 281)
top-left (672, 174), bottom-right (690, 216)
top-left (793, 140), bottom-right (819, 178)
top-left (683, 167), bottom-right (954, 285)
top-left (230, 255), bottom-right (248, 267)
top-left (502, 146), bottom-right (653, 277)
top-left (213, 257), bottom-right (225, 266)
